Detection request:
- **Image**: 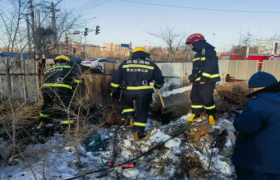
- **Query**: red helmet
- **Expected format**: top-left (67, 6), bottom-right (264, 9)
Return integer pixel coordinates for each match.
top-left (186, 33), bottom-right (205, 44)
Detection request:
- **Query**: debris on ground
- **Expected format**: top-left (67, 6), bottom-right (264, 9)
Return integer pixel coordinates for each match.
top-left (215, 82), bottom-right (251, 112)
top-left (0, 84), bottom-right (244, 180)
top-left (1, 114), bottom-right (237, 180)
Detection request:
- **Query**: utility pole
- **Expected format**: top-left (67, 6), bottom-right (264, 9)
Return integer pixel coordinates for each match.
top-left (18, 27), bottom-right (27, 101)
top-left (65, 32), bottom-right (69, 55)
top-left (258, 35), bottom-right (263, 55)
top-left (37, 10), bottom-right (40, 28)
top-left (30, 0), bottom-right (36, 52)
top-left (84, 20), bottom-right (87, 60)
top-left (269, 41), bottom-right (272, 55)
top-left (51, 2), bottom-right (57, 53)
top-left (246, 46), bottom-right (250, 58)
top-left (271, 41), bottom-right (275, 60)
top-left (264, 38), bottom-right (267, 54)
top-left (30, 0), bottom-right (39, 101)
top-left (268, 41), bottom-right (274, 60)
top-left (272, 41), bottom-right (276, 54)
top-left (26, 14), bottom-right (32, 53)
top-left (130, 42), bottom-right (132, 55)
top-left (34, 0), bottom-right (36, 27)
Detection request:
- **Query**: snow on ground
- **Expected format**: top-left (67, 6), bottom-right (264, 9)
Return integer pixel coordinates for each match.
top-left (162, 86), bottom-right (192, 97)
top-left (1, 114), bottom-right (236, 180)
top-left (161, 81), bottom-right (222, 97)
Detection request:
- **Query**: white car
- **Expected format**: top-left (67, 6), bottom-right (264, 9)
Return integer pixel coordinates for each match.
top-left (81, 58), bottom-right (118, 72)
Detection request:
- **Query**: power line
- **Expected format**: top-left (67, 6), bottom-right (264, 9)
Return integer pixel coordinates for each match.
top-left (81, 0), bottom-right (112, 12)
top-left (119, 0), bottom-right (280, 14)
top-left (73, 0), bottom-right (111, 12)
top-left (0, 0), bottom-right (9, 4)
top-left (73, 0), bottom-right (102, 11)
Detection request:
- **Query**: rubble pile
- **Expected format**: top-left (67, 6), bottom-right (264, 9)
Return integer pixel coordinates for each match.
top-left (215, 82), bottom-right (251, 112)
top-left (1, 114), bottom-right (237, 180)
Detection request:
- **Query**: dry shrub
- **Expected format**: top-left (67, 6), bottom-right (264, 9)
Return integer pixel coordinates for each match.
top-left (183, 153), bottom-right (201, 171)
top-left (215, 82), bottom-right (251, 112)
top-left (216, 81), bottom-right (249, 92)
top-left (0, 101), bottom-right (42, 126)
top-left (189, 167), bottom-right (209, 178)
top-left (180, 153), bottom-right (210, 178)
top-left (102, 105), bottom-right (123, 125)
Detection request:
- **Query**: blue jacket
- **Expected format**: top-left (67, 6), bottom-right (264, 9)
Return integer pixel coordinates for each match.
top-left (231, 86), bottom-right (280, 174)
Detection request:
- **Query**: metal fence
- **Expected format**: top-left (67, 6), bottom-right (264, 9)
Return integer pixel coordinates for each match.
top-left (0, 57), bottom-right (39, 104)
top-left (225, 60), bottom-right (259, 80)
top-left (156, 62), bottom-right (228, 86)
top-left (0, 59), bottom-right (262, 104)
top-left (262, 60), bottom-right (280, 80)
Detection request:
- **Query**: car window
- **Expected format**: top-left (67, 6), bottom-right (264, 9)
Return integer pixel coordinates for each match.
top-left (89, 59), bottom-right (99, 61)
top-left (98, 59), bottom-right (108, 62)
top-left (107, 60), bottom-right (115, 63)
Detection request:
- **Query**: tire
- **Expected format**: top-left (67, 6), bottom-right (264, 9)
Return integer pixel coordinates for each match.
top-left (96, 66), bottom-right (102, 70)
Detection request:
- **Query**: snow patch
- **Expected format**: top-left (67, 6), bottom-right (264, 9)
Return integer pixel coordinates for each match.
top-left (225, 135), bottom-right (233, 147)
top-left (122, 168), bottom-right (139, 179)
top-left (164, 138), bottom-right (181, 149)
top-left (1, 115), bottom-right (236, 180)
top-left (162, 86), bottom-right (192, 97)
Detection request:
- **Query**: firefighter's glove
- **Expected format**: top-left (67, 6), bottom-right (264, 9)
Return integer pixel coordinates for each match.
top-left (188, 74), bottom-right (196, 82)
top-left (154, 83), bottom-right (163, 89)
top-left (110, 91), bottom-right (120, 99)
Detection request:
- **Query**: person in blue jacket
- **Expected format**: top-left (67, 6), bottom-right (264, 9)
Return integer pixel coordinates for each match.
top-left (231, 72), bottom-right (280, 180)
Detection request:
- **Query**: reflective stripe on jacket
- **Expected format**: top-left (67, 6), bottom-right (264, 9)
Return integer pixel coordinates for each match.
top-left (192, 45), bottom-right (221, 84)
top-left (110, 59), bottom-right (165, 94)
top-left (43, 62), bottom-right (82, 89)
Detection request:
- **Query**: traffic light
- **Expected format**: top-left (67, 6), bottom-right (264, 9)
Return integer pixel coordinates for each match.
top-left (84, 28), bottom-right (89, 36)
top-left (96, 26), bottom-right (100, 35)
top-left (73, 47), bottom-right (76, 54)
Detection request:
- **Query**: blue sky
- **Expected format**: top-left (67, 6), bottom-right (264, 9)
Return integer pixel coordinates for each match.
top-left (61, 0), bottom-right (280, 51)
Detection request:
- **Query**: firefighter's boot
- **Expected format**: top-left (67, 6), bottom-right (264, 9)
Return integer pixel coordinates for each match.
top-left (125, 118), bottom-right (134, 127)
top-left (65, 130), bottom-right (70, 136)
top-left (187, 114), bottom-right (201, 122)
top-left (129, 118), bottom-right (134, 127)
top-left (134, 132), bottom-right (147, 141)
top-left (37, 121), bottom-right (45, 129)
top-left (37, 116), bottom-right (49, 129)
top-left (209, 115), bottom-right (217, 126)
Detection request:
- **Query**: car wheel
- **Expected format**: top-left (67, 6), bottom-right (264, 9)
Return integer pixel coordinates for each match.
top-left (96, 66), bottom-right (102, 70)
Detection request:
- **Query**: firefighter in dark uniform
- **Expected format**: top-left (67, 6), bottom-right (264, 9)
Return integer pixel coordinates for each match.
top-left (39, 55), bottom-right (83, 127)
top-left (110, 47), bottom-right (165, 141)
top-left (185, 33), bottom-right (220, 126)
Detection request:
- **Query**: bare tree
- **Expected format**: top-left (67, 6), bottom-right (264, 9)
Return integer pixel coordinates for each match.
top-left (0, 0), bottom-right (82, 152)
top-left (149, 46), bottom-right (169, 61)
top-left (173, 45), bottom-right (192, 61)
top-left (0, 1), bottom-right (87, 178)
top-left (145, 24), bottom-right (188, 62)
top-left (229, 31), bottom-right (263, 59)
top-left (0, 0), bottom-right (30, 150)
